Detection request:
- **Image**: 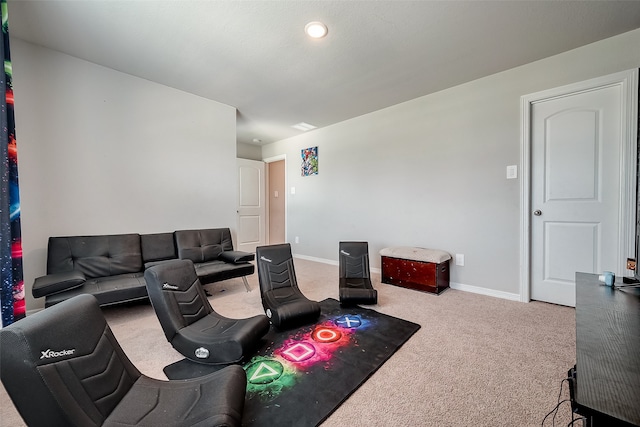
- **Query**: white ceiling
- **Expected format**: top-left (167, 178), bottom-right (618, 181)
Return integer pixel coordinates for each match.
top-left (8, 1), bottom-right (640, 146)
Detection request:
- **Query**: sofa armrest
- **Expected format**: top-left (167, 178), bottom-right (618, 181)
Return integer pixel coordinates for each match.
top-left (219, 250), bottom-right (255, 264)
top-left (32, 271), bottom-right (86, 298)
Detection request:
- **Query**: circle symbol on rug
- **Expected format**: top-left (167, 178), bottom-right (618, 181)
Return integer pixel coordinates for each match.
top-left (312, 326), bottom-right (342, 343)
top-left (281, 342), bottom-right (316, 362)
top-left (334, 315), bottom-right (362, 328)
top-left (245, 359), bottom-right (284, 384)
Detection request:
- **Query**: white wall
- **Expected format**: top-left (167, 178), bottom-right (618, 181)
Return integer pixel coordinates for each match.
top-left (237, 141), bottom-right (262, 161)
top-left (12, 39), bottom-right (238, 310)
top-left (262, 28), bottom-right (640, 299)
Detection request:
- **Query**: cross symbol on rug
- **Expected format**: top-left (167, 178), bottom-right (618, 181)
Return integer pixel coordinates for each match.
top-left (335, 315), bottom-right (362, 328)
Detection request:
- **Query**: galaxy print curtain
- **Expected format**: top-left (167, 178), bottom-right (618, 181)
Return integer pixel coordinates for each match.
top-left (0, 0), bottom-right (24, 327)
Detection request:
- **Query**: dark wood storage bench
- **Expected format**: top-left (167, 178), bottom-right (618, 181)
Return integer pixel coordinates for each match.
top-left (380, 247), bottom-right (451, 295)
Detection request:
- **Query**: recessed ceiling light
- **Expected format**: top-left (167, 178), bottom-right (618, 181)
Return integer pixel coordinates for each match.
top-left (252, 138), bottom-right (262, 143)
top-left (305, 21), bottom-right (328, 39)
top-left (292, 122), bottom-right (317, 131)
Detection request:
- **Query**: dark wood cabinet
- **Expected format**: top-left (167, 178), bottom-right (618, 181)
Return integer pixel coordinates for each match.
top-left (381, 256), bottom-right (449, 294)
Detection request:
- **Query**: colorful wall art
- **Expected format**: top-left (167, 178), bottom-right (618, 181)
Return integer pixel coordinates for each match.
top-left (301, 146), bottom-right (318, 176)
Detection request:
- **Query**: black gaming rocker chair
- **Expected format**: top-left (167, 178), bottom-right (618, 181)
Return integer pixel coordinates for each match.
top-left (256, 243), bottom-right (321, 329)
top-left (0, 293), bottom-right (247, 427)
top-left (339, 241), bottom-right (378, 306)
top-left (144, 259), bottom-right (270, 364)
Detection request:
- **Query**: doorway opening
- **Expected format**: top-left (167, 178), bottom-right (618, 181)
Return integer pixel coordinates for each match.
top-left (265, 155), bottom-right (287, 245)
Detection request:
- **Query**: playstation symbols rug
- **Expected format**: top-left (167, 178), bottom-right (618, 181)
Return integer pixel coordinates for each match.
top-left (164, 298), bottom-right (421, 427)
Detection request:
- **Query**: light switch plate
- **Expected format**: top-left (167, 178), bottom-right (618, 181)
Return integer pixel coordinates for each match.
top-left (506, 165), bottom-right (518, 179)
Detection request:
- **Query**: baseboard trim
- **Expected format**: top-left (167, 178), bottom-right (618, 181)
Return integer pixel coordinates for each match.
top-left (293, 253), bottom-right (522, 302)
top-left (449, 281), bottom-right (522, 302)
top-left (293, 253), bottom-right (338, 266)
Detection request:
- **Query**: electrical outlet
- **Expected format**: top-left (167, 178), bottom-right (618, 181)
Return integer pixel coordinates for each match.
top-left (295, 236), bottom-right (299, 244)
top-left (455, 254), bottom-right (465, 266)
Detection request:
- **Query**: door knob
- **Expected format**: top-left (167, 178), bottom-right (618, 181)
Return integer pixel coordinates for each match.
top-left (533, 210), bottom-right (542, 216)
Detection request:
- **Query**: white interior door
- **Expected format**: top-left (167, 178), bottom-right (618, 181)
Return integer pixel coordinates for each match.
top-left (530, 85), bottom-right (623, 307)
top-left (237, 158), bottom-right (265, 253)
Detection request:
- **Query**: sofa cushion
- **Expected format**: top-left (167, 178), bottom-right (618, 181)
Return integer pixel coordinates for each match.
top-left (32, 271), bottom-right (86, 298)
top-left (141, 233), bottom-right (177, 263)
top-left (47, 234), bottom-right (143, 278)
top-left (219, 250), bottom-right (255, 264)
top-left (175, 229), bottom-right (234, 263)
top-left (194, 260), bottom-right (255, 285)
top-left (45, 273), bottom-right (147, 307)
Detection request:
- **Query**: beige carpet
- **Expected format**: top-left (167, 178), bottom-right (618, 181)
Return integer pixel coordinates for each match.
top-left (0, 259), bottom-right (577, 426)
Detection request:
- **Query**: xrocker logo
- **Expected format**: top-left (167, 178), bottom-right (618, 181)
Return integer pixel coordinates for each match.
top-left (40, 348), bottom-right (75, 359)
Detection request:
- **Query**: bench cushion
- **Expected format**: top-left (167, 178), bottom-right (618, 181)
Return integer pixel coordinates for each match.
top-left (379, 247), bottom-right (451, 264)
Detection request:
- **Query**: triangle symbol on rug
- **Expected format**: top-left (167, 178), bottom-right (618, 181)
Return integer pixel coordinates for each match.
top-left (250, 361), bottom-right (280, 382)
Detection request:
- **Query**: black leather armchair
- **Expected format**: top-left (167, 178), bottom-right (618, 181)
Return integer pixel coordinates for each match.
top-left (256, 243), bottom-right (321, 329)
top-left (339, 241), bottom-right (378, 305)
top-left (0, 294), bottom-right (247, 427)
top-left (144, 259), bottom-right (270, 364)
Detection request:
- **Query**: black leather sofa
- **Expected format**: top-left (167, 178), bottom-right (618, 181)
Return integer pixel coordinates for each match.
top-left (32, 228), bottom-right (254, 307)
